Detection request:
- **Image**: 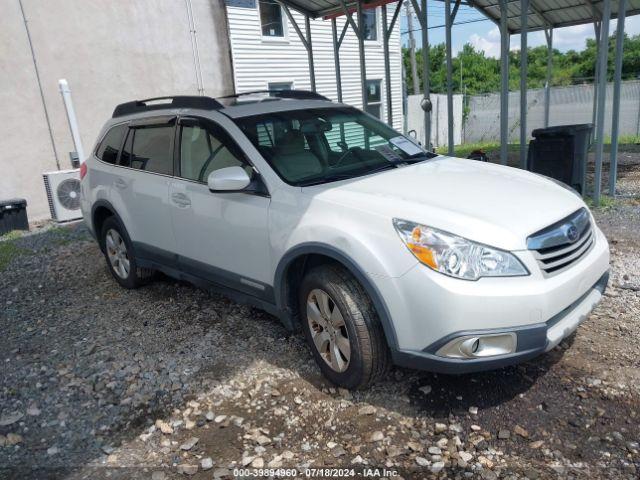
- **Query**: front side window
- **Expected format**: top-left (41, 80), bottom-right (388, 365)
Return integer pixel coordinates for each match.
top-left (120, 125), bottom-right (174, 175)
top-left (235, 107), bottom-right (434, 186)
top-left (96, 124), bottom-right (126, 164)
top-left (179, 121), bottom-right (249, 182)
top-left (259, 0), bottom-right (284, 37)
top-left (365, 80), bottom-right (382, 118)
top-left (362, 9), bottom-right (377, 41)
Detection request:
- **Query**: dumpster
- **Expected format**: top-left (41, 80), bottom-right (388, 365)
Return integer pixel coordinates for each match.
top-left (527, 123), bottom-right (593, 194)
top-left (0, 198), bottom-right (29, 236)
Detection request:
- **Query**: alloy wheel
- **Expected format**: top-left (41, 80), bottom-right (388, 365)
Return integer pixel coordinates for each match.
top-left (306, 288), bottom-right (351, 373)
top-left (105, 229), bottom-right (130, 279)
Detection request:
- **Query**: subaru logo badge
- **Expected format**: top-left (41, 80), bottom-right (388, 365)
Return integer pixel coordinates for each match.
top-left (566, 225), bottom-right (579, 243)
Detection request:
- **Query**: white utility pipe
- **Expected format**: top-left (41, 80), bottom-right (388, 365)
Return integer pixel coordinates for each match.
top-left (58, 79), bottom-right (85, 164)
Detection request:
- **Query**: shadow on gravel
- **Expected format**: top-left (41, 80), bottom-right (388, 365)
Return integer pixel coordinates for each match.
top-left (403, 340), bottom-right (570, 417)
top-left (0, 223), bottom-right (585, 479)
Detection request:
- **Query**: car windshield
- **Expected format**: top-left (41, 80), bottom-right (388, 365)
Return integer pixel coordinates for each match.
top-left (234, 107), bottom-right (435, 186)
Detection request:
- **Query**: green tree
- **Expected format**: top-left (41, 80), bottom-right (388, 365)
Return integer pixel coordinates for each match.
top-left (402, 33), bottom-right (640, 94)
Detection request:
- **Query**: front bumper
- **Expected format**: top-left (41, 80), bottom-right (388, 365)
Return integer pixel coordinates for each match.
top-left (374, 223), bottom-right (610, 374)
top-left (392, 271), bottom-right (608, 374)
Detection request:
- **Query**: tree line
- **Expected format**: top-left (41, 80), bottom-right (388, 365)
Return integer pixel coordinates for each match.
top-left (403, 32), bottom-right (640, 96)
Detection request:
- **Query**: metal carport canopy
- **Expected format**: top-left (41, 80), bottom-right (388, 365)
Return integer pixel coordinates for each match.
top-left (466, 0), bottom-right (640, 206)
top-left (468, 0), bottom-right (640, 33)
top-left (276, 0), bottom-right (396, 19)
top-left (277, 0), bottom-right (638, 206)
top-left (273, 0), bottom-right (404, 127)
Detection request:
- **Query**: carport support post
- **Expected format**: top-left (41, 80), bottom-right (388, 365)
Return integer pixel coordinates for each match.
top-left (592, 21), bottom-right (601, 140)
top-left (305, 16), bottom-right (316, 92)
top-left (519, 0), bottom-right (529, 169)
top-left (499, 0), bottom-right (510, 165)
top-left (332, 18), bottom-right (347, 144)
top-left (609, 0), bottom-right (626, 196)
top-left (279, 4), bottom-right (316, 92)
top-left (382, 2), bottom-right (402, 127)
top-left (593, 0), bottom-right (611, 205)
top-left (410, 0), bottom-right (431, 148)
top-left (331, 18), bottom-right (343, 102)
top-left (544, 28), bottom-right (553, 128)
top-left (445, 0), bottom-right (454, 155)
top-left (382, 6), bottom-right (392, 125)
top-left (356, 1), bottom-right (368, 114)
top-left (421, 0), bottom-right (431, 149)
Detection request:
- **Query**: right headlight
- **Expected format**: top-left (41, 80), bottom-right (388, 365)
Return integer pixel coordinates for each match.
top-left (393, 219), bottom-right (529, 281)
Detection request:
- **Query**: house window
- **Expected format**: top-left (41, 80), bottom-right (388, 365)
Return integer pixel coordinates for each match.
top-left (362, 9), bottom-right (377, 41)
top-left (365, 80), bottom-right (382, 118)
top-left (259, 0), bottom-right (284, 37)
top-left (268, 82), bottom-right (293, 91)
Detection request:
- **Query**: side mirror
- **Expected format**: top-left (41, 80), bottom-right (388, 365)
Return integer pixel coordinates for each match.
top-left (207, 166), bottom-right (251, 192)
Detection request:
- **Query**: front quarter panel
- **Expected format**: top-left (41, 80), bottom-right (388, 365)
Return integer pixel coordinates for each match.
top-left (270, 189), bottom-right (418, 281)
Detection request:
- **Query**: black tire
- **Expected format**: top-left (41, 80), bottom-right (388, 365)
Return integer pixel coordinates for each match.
top-left (100, 216), bottom-right (154, 289)
top-left (299, 264), bottom-right (390, 389)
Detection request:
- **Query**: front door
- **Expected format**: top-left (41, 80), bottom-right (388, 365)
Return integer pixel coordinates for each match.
top-left (168, 115), bottom-right (272, 302)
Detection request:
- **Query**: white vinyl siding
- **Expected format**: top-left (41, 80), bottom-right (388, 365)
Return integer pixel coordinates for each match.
top-left (226, 3), bottom-right (403, 132)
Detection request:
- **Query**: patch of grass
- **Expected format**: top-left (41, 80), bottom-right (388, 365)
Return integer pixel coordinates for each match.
top-left (0, 239), bottom-right (27, 272)
top-left (602, 134), bottom-right (640, 145)
top-left (1, 230), bottom-right (23, 241)
top-left (585, 194), bottom-right (618, 211)
top-left (437, 142), bottom-right (502, 158)
top-left (49, 226), bottom-right (74, 246)
top-left (440, 136), bottom-right (640, 159)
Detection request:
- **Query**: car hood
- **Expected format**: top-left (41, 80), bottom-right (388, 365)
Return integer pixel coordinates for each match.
top-left (304, 156), bottom-right (586, 251)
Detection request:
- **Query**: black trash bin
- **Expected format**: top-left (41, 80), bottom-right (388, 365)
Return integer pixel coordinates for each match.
top-left (0, 199), bottom-right (29, 236)
top-left (527, 123), bottom-right (593, 193)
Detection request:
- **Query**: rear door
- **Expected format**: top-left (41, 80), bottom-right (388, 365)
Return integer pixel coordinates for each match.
top-left (109, 116), bottom-right (178, 266)
top-left (168, 115), bottom-right (272, 301)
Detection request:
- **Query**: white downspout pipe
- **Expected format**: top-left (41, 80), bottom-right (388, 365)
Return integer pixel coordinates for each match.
top-left (58, 79), bottom-right (85, 164)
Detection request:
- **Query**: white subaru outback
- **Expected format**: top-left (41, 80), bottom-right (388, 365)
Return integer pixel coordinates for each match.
top-left (81, 91), bottom-right (610, 389)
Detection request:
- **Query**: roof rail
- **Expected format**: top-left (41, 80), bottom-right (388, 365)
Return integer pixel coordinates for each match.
top-left (219, 90), bottom-right (330, 101)
top-left (112, 96), bottom-right (224, 118)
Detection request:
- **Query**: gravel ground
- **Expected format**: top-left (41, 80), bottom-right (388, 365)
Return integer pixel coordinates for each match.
top-left (1, 161), bottom-right (639, 479)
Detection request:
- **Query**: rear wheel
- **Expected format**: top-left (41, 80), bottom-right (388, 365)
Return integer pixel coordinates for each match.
top-left (101, 216), bottom-right (154, 289)
top-left (299, 264), bottom-right (389, 389)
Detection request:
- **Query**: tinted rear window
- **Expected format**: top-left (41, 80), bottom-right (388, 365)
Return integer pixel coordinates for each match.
top-left (96, 124), bottom-right (126, 164)
top-left (121, 125), bottom-right (174, 175)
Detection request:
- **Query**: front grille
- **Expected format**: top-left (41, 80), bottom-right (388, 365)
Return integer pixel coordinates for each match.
top-left (528, 208), bottom-right (594, 276)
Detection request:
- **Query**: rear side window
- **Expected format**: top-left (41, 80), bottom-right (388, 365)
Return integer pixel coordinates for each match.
top-left (120, 125), bottom-right (174, 175)
top-left (95, 124), bottom-right (126, 164)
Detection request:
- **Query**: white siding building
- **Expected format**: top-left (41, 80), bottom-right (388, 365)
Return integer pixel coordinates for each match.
top-left (225, 0), bottom-right (404, 131)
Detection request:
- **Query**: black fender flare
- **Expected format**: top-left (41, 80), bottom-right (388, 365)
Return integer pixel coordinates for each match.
top-left (273, 242), bottom-right (399, 351)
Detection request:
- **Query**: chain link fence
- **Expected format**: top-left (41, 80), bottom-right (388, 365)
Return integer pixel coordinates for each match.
top-left (464, 80), bottom-right (640, 144)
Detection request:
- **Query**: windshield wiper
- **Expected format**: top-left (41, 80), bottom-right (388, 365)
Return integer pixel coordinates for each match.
top-left (298, 163), bottom-right (398, 187)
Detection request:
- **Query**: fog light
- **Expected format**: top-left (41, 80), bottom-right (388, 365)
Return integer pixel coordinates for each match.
top-left (459, 337), bottom-right (481, 356)
top-left (436, 333), bottom-right (517, 359)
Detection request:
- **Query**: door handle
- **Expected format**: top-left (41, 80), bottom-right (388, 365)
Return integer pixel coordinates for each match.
top-left (114, 178), bottom-right (127, 189)
top-left (171, 192), bottom-right (191, 207)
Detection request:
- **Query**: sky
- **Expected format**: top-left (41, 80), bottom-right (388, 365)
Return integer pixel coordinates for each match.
top-left (400, 1), bottom-right (640, 58)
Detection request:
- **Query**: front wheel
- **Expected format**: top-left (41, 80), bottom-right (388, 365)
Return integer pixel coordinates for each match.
top-left (299, 265), bottom-right (389, 389)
